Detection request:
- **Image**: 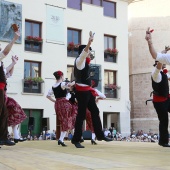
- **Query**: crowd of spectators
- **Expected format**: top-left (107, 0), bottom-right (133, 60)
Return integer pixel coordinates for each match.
top-left (103, 128), bottom-right (159, 143)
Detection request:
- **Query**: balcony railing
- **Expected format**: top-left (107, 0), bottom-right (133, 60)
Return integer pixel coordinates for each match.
top-left (22, 80), bottom-right (44, 94)
top-left (104, 52), bottom-right (117, 63)
top-left (104, 85), bottom-right (120, 99)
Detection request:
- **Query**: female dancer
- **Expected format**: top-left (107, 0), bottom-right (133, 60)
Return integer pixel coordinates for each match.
top-left (4, 56), bottom-right (27, 143)
top-left (46, 70), bottom-right (75, 147)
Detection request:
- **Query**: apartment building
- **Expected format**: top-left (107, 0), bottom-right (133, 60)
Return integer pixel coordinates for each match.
top-left (0, 0), bottom-right (132, 137)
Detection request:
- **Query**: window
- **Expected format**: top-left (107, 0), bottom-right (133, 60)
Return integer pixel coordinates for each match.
top-left (67, 65), bottom-right (75, 82)
top-left (104, 70), bottom-right (117, 98)
top-left (67, 28), bottom-right (81, 57)
top-left (67, 0), bottom-right (81, 10)
top-left (103, 0), bottom-right (116, 18)
top-left (104, 35), bottom-right (117, 63)
top-left (23, 61), bottom-right (43, 93)
top-left (25, 20), bottom-right (42, 53)
top-left (67, 0), bottom-right (102, 10)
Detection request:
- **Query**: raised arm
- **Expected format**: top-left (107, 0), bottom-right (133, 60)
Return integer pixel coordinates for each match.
top-left (5, 55), bottom-right (18, 77)
top-left (145, 27), bottom-right (157, 59)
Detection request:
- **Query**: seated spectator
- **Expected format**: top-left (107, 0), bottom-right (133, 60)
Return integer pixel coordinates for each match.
top-left (68, 131), bottom-right (73, 141)
top-left (51, 130), bottom-right (56, 140)
top-left (104, 128), bottom-right (110, 137)
top-left (45, 131), bottom-right (51, 140)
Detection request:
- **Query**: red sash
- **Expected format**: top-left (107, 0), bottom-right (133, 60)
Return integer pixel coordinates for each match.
top-left (75, 84), bottom-right (99, 97)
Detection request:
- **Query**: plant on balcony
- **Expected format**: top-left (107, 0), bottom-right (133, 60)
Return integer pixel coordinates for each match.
top-left (105, 84), bottom-right (120, 90)
top-left (67, 42), bottom-right (80, 51)
top-left (24, 77), bottom-right (44, 84)
top-left (26, 36), bottom-right (43, 42)
top-left (104, 48), bottom-right (119, 56)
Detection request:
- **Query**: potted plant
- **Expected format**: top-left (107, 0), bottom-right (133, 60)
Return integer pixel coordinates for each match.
top-left (104, 48), bottom-right (118, 56)
top-left (24, 77), bottom-right (44, 84)
top-left (26, 36), bottom-right (43, 42)
top-left (67, 42), bottom-right (80, 51)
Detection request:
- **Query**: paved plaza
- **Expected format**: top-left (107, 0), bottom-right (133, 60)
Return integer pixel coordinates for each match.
top-left (0, 140), bottom-right (170, 170)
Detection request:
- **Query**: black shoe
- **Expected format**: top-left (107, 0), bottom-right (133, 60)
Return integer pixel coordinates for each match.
top-left (80, 139), bottom-right (84, 143)
top-left (103, 136), bottom-right (113, 142)
top-left (58, 140), bottom-right (67, 147)
top-left (0, 140), bottom-right (15, 146)
top-left (159, 143), bottom-right (170, 147)
top-left (91, 139), bottom-right (97, 145)
top-left (71, 140), bottom-right (85, 148)
top-left (14, 138), bottom-right (27, 143)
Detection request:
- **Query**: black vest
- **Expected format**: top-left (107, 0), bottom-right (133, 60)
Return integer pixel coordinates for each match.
top-left (74, 59), bottom-right (91, 86)
top-left (0, 63), bottom-right (6, 84)
top-left (152, 71), bottom-right (169, 97)
top-left (52, 83), bottom-right (67, 99)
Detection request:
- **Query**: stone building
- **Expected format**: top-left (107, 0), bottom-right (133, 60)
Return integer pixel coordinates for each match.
top-left (128, 0), bottom-right (170, 134)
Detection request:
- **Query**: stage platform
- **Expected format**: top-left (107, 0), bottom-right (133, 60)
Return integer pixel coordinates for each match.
top-left (0, 140), bottom-right (170, 170)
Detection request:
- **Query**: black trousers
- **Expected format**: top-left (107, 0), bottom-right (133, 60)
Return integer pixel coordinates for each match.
top-left (72, 91), bottom-right (104, 142)
top-left (0, 90), bottom-right (8, 140)
top-left (153, 99), bottom-right (170, 145)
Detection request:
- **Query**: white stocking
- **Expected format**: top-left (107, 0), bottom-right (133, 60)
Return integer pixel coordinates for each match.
top-left (12, 125), bottom-right (20, 139)
top-left (59, 131), bottom-right (67, 142)
top-left (92, 133), bottom-right (96, 140)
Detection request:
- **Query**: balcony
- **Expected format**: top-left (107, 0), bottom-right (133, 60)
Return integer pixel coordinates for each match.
top-left (22, 79), bottom-right (44, 94)
top-left (104, 84), bottom-right (120, 99)
top-left (104, 52), bottom-right (117, 63)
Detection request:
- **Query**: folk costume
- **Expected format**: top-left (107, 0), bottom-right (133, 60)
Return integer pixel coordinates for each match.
top-left (72, 45), bottom-right (112, 148)
top-left (47, 71), bottom-right (74, 147)
top-left (151, 62), bottom-right (170, 147)
top-left (0, 53), bottom-right (15, 146)
top-left (4, 57), bottom-right (27, 143)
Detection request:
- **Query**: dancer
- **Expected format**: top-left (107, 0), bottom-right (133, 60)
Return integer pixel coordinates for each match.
top-left (69, 86), bottom-right (106, 145)
top-left (71, 32), bottom-right (112, 148)
top-left (4, 56), bottom-right (27, 143)
top-left (151, 61), bottom-right (170, 147)
top-left (46, 70), bottom-right (75, 147)
top-left (0, 30), bottom-right (19, 146)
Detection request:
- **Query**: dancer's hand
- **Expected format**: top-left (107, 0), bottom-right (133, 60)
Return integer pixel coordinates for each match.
top-left (145, 27), bottom-right (152, 44)
top-left (88, 31), bottom-right (95, 44)
top-left (12, 55), bottom-right (18, 64)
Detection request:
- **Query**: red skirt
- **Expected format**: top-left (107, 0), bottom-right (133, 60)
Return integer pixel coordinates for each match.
top-left (55, 98), bottom-right (74, 131)
top-left (70, 103), bottom-right (78, 129)
top-left (86, 109), bottom-right (94, 133)
top-left (6, 97), bottom-right (27, 126)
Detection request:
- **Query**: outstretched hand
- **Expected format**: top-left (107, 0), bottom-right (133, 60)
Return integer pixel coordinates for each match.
top-left (12, 55), bottom-right (18, 64)
top-left (88, 31), bottom-right (95, 45)
top-left (145, 27), bottom-right (152, 42)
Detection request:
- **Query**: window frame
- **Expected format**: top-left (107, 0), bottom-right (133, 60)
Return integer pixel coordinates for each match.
top-left (104, 34), bottom-right (117, 63)
top-left (67, 28), bottom-right (81, 57)
top-left (104, 70), bottom-right (117, 98)
top-left (25, 20), bottom-right (42, 53)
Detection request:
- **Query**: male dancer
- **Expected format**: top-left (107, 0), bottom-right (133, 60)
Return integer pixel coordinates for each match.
top-left (151, 61), bottom-right (170, 147)
top-left (72, 32), bottom-right (112, 148)
top-left (0, 31), bottom-right (19, 146)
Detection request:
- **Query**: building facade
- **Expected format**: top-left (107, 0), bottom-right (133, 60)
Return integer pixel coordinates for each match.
top-left (0, 0), bottom-right (131, 137)
top-left (128, 0), bottom-right (170, 134)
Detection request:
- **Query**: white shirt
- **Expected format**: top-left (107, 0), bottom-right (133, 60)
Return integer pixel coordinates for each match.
top-left (95, 89), bottom-right (106, 99)
top-left (156, 52), bottom-right (170, 65)
top-left (151, 67), bottom-right (162, 83)
top-left (0, 52), bottom-right (5, 66)
top-left (76, 49), bottom-right (90, 70)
